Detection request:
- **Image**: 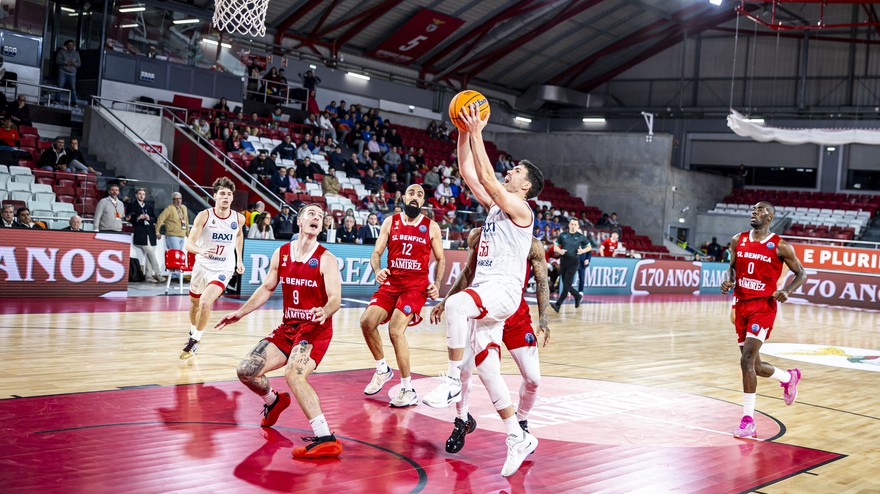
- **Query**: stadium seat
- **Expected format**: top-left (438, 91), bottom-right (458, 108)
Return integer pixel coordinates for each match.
top-left (165, 249), bottom-right (195, 294)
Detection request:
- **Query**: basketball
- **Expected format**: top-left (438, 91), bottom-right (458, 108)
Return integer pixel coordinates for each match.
top-left (448, 90), bottom-right (490, 131)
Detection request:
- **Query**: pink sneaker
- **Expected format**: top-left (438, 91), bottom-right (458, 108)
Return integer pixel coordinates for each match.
top-left (781, 368), bottom-right (801, 406)
top-left (733, 416), bottom-right (756, 439)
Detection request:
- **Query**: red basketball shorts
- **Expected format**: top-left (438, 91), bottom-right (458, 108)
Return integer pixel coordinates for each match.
top-left (734, 297), bottom-right (777, 345)
top-left (368, 282), bottom-right (428, 326)
top-left (503, 299), bottom-right (538, 351)
top-left (263, 321), bottom-right (333, 367)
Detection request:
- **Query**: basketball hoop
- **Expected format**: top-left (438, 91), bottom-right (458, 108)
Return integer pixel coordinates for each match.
top-left (212, 0), bottom-right (269, 38)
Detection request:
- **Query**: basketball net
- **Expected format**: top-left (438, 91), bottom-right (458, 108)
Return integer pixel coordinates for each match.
top-left (212, 0), bottom-right (269, 38)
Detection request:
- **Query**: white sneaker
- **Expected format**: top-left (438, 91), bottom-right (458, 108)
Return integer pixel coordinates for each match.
top-left (421, 374), bottom-right (462, 408)
top-left (501, 432), bottom-right (538, 477)
top-left (389, 387), bottom-right (418, 408)
top-left (363, 369), bottom-right (394, 395)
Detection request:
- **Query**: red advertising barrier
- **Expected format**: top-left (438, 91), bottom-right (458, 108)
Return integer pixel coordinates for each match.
top-left (791, 243), bottom-right (880, 275)
top-left (366, 9), bottom-right (465, 64)
top-left (784, 269), bottom-right (880, 311)
top-left (0, 230), bottom-right (130, 297)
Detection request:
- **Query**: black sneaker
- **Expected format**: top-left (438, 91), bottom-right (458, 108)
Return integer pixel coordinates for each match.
top-left (519, 419), bottom-right (529, 433)
top-left (179, 337), bottom-right (199, 360)
top-left (574, 292), bottom-right (583, 308)
top-left (446, 413), bottom-right (477, 453)
top-left (551, 303), bottom-right (560, 313)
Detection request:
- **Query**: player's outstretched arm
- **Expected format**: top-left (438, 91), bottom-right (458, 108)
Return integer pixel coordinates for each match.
top-left (216, 249), bottom-right (281, 329)
top-left (720, 233), bottom-right (740, 294)
top-left (457, 129), bottom-right (493, 209)
top-left (529, 238), bottom-right (551, 347)
top-left (427, 220), bottom-right (446, 300)
top-left (774, 239), bottom-right (807, 302)
top-left (430, 228), bottom-right (479, 324)
top-left (460, 105), bottom-right (532, 226)
top-left (184, 210), bottom-right (209, 256)
top-left (314, 250), bottom-right (342, 324)
top-left (235, 212), bottom-right (246, 274)
top-left (371, 217), bottom-right (393, 284)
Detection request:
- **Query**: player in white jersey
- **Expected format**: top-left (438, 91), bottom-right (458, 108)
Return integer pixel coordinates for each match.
top-left (180, 177), bottom-right (245, 359)
top-left (422, 103), bottom-right (544, 477)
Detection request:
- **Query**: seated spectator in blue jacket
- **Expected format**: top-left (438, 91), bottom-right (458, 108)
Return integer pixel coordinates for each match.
top-left (272, 134), bottom-right (296, 161)
top-left (270, 167), bottom-right (292, 194)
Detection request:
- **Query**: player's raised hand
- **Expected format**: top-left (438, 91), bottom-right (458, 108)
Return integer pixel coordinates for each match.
top-left (311, 306), bottom-right (327, 324)
top-left (375, 268), bottom-right (391, 284)
top-left (430, 302), bottom-right (446, 325)
top-left (215, 311), bottom-right (243, 330)
top-left (459, 103), bottom-right (489, 134)
top-left (426, 283), bottom-right (439, 300)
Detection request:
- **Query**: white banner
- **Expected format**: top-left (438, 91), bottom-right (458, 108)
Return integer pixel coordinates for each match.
top-left (727, 109), bottom-right (880, 145)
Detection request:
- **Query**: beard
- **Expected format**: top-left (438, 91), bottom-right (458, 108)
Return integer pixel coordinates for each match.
top-left (404, 203), bottom-right (421, 218)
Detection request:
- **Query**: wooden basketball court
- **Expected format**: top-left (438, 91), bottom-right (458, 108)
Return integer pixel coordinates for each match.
top-left (1, 294), bottom-right (877, 493)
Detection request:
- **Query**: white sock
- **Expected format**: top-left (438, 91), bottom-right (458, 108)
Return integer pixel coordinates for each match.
top-left (309, 413), bottom-right (331, 437)
top-left (503, 415), bottom-right (525, 440)
top-left (376, 359), bottom-right (390, 374)
top-left (191, 329), bottom-right (205, 341)
top-left (743, 393), bottom-right (756, 418)
top-left (401, 376), bottom-right (412, 390)
top-left (770, 367), bottom-right (791, 384)
top-left (260, 389), bottom-right (277, 405)
top-left (447, 360), bottom-right (463, 379)
top-left (457, 408), bottom-right (469, 421)
top-left (189, 324), bottom-right (197, 335)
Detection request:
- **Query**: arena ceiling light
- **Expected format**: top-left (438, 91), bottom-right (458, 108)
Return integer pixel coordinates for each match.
top-left (346, 72), bottom-right (371, 81)
top-left (60, 6), bottom-right (76, 12)
top-left (220, 42), bottom-right (232, 49)
top-left (582, 117), bottom-right (606, 124)
top-left (201, 38), bottom-right (219, 45)
top-left (120, 23), bottom-right (139, 28)
top-left (744, 116), bottom-right (765, 125)
top-left (709, 0), bottom-right (722, 5)
top-left (119, 5), bottom-right (147, 12)
top-left (172, 18), bottom-right (200, 25)
top-left (514, 116), bottom-right (532, 123)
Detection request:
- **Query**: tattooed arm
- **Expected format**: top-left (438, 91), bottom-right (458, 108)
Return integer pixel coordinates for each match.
top-left (529, 238), bottom-right (551, 347)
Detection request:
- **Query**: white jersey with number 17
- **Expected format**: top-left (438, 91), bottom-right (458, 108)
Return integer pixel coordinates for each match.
top-left (194, 208), bottom-right (239, 272)
top-left (472, 203), bottom-right (533, 288)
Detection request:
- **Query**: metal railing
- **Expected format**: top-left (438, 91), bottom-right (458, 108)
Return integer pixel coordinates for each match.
top-left (90, 97), bottom-right (213, 210)
top-left (95, 96), bottom-right (192, 125)
top-left (781, 234), bottom-right (880, 250)
top-left (1, 79), bottom-right (73, 107)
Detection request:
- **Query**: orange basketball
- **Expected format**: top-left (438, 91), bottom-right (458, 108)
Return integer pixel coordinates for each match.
top-left (448, 90), bottom-right (490, 132)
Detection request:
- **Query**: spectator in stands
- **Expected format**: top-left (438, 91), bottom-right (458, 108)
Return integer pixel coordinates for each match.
top-left (61, 215), bottom-right (83, 231)
top-left (706, 237), bottom-right (724, 261)
top-left (277, 68), bottom-right (290, 99)
top-left (362, 167), bottom-right (382, 194)
top-left (192, 117), bottom-right (210, 139)
top-left (221, 121), bottom-right (235, 140)
top-left (343, 152), bottom-right (361, 178)
top-left (94, 183), bottom-right (125, 232)
top-left (722, 245), bottom-right (732, 263)
top-left (732, 163), bottom-right (747, 189)
top-left (127, 187), bottom-right (163, 282)
top-left (318, 214), bottom-right (336, 243)
top-left (318, 111), bottom-right (336, 141)
top-left (208, 117), bottom-right (223, 140)
top-left (56, 40), bottom-right (81, 104)
top-left (600, 231), bottom-right (621, 257)
top-left (608, 212), bottom-right (620, 229)
top-left (246, 111), bottom-right (262, 129)
top-left (17, 207), bottom-right (45, 229)
top-left (307, 133), bottom-right (322, 152)
top-left (247, 201), bottom-right (266, 228)
top-left (438, 122), bottom-right (452, 141)
top-left (388, 127), bottom-right (402, 148)
top-left (299, 69), bottom-right (321, 91)
top-left (535, 212), bottom-right (548, 231)
top-left (357, 213), bottom-right (381, 245)
top-left (240, 132), bottom-right (258, 157)
top-left (414, 147), bottom-right (426, 167)
top-left (156, 192), bottom-right (189, 251)
top-left (270, 166), bottom-right (293, 194)
top-left (596, 213), bottom-right (610, 228)
top-left (329, 146), bottom-right (345, 169)
top-left (294, 157), bottom-right (312, 183)
top-left (272, 204), bottom-right (297, 238)
top-left (272, 134), bottom-right (296, 161)
top-left (321, 166), bottom-right (341, 196)
top-left (382, 145), bottom-right (401, 175)
top-left (579, 211), bottom-right (593, 229)
top-left (368, 159), bottom-right (385, 181)
top-left (0, 117), bottom-right (20, 148)
top-left (248, 212), bottom-right (275, 240)
top-left (422, 165), bottom-right (441, 192)
top-left (9, 95), bottom-right (32, 127)
top-left (2, 204), bottom-right (20, 228)
top-left (438, 159), bottom-right (454, 180)
top-left (247, 66), bottom-right (261, 99)
top-left (434, 177), bottom-right (454, 200)
top-left (38, 137), bottom-right (71, 171)
top-left (307, 89), bottom-right (319, 115)
top-left (66, 137), bottom-right (100, 175)
top-left (325, 100), bottom-right (338, 115)
top-left (436, 210), bottom-right (455, 231)
top-left (296, 141), bottom-right (313, 162)
top-left (400, 155), bottom-right (419, 184)
top-left (214, 97), bottom-right (230, 112)
top-left (366, 133), bottom-right (382, 162)
top-left (495, 154), bottom-right (513, 175)
top-left (225, 129), bottom-right (242, 153)
top-left (305, 156), bottom-right (323, 178)
top-left (384, 172), bottom-right (403, 195)
top-left (426, 121), bottom-right (440, 140)
top-left (249, 149), bottom-right (276, 181)
top-left (336, 215), bottom-right (357, 244)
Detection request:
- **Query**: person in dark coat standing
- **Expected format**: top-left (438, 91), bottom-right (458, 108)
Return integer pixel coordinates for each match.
top-left (126, 187), bottom-right (164, 283)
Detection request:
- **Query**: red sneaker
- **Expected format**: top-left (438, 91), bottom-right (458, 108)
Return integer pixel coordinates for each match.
top-left (260, 392), bottom-right (291, 427)
top-left (292, 434), bottom-right (343, 459)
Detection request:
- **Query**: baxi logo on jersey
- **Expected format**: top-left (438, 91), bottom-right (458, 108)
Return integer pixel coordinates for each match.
top-left (212, 233), bottom-right (233, 241)
top-left (308, 258), bottom-right (319, 268)
top-left (231, 222), bottom-right (238, 230)
top-left (482, 222), bottom-right (496, 233)
top-left (419, 225), bottom-right (427, 233)
top-left (766, 241), bottom-right (776, 250)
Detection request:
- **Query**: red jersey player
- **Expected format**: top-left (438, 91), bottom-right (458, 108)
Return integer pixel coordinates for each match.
top-left (216, 204), bottom-right (344, 458)
top-left (720, 201), bottom-right (806, 439)
top-left (430, 227), bottom-right (550, 454)
top-left (361, 184), bottom-right (445, 407)
top-left (599, 230), bottom-right (621, 257)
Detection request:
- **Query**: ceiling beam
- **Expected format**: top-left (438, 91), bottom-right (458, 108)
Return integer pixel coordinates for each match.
top-left (331, 0), bottom-right (407, 54)
top-left (862, 4), bottom-right (880, 38)
top-left (310, 0), bottom-right (344, 38)
top-left (273, 0), bottom-right (325, 47)
top-left (459, 0), bottom-right (605, 79)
